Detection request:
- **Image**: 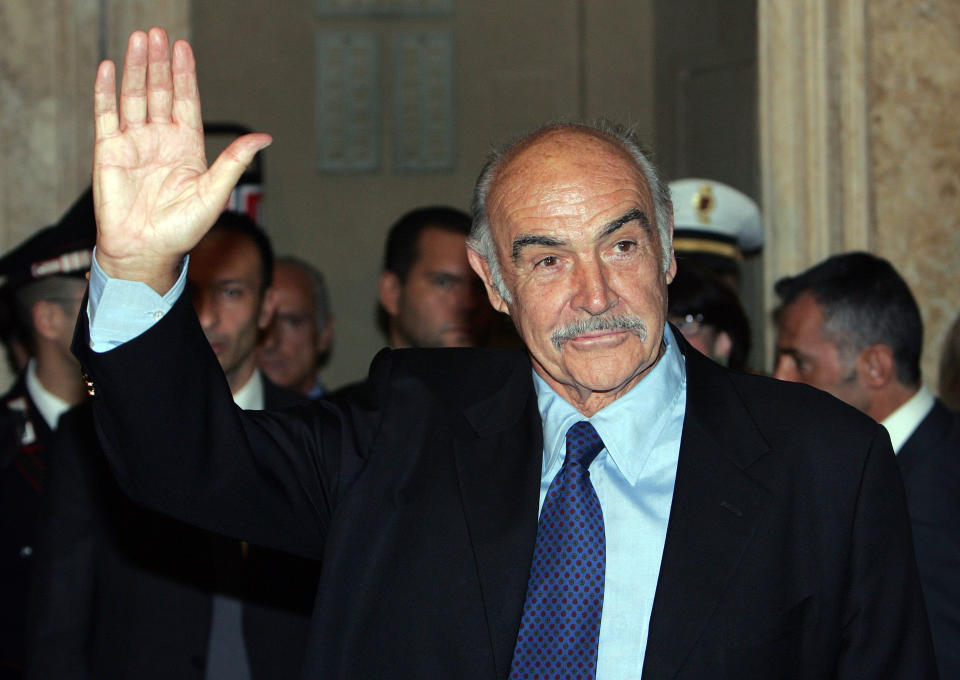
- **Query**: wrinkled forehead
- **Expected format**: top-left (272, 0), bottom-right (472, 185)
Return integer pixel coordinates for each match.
top-left (486, 129), bottom-right (652, 239)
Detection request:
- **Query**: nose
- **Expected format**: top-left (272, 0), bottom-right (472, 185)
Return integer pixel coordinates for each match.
top-left (193, 290), bottom-right (217, 330)
top-left (261, 318), bottom-right (281, 352)
top-left (773, 354), bottom-right (797, 382)
top-left (572, 257), bottom-right (617, 316)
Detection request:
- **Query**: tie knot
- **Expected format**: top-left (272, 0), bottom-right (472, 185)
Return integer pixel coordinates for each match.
top-left (565, 421), bottom-right (605, 468)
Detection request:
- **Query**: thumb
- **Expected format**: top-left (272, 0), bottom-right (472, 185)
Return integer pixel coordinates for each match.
top-left (206, 132), bottom-right (273, 204)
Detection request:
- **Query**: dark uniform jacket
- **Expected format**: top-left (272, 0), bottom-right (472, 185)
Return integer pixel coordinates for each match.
top-left (25, 376), bottom-right (319, 680)
top-left (897, 399), bottom-right (960, 679)
top-left (0, 376), bottom-right (54, 680)
top-left (72, 292), bottom-right (937, 679)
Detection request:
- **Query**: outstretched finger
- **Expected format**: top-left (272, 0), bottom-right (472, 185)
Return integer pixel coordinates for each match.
top-left (94, 60), bottom-right (120, 140)
top-left (146, 27), bottom-right (173, 123)
top-left (205, 133), bottom-right (273, 205)
top-left (119, 30), bottom-right (148, 128)
top-left (171, 40), bottom-right (202, 133)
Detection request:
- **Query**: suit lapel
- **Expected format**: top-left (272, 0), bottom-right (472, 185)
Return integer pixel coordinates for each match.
top-left (643, 344), bottom-right (775, 678)
top-left (453, 360), bottom-right (542, 679)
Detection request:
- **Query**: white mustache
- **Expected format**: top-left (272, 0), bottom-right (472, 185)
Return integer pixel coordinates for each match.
top-left (551, 315), bottom-right (648, 350)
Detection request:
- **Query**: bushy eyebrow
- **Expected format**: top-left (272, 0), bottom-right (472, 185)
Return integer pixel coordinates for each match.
top-left (511, 234), bottom-right (565, 261)
top-left (510, 208), bottom-right (651, 263)
top-left (598, 208), bottom-right (650, 239)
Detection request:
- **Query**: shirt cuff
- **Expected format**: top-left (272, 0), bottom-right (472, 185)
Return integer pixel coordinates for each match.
top-left (86, 248), bottom-right (189, 353)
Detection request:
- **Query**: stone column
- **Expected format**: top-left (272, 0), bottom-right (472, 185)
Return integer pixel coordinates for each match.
top-left (0, 1), bottom-right (190, 389)
top-left (759, 0), bottom-right (960, 388)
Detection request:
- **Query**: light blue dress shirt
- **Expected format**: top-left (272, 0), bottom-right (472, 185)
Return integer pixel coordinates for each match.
top-left (87, 253), bottom-right (687, 677)
top-left (87, 250), bottom-right (188, 351)
top-left (533, 325), bottom-right (686, 678)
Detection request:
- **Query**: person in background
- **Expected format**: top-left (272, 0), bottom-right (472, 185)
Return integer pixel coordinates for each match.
top-left (938, 310), bottom-right (960, 411)
top-left (774, 251), bottom-right (960, 678)
top-left (257, 256), bottom-right (332, 399)
top-left (668, 178), bottom-right (762, 292)
top-left (27, 211), bottom-right (318, 680)
top-left (667, 265), bottom-right (751, 371)
top-left (377, 206), bottom-right (492, 349)
top-left (0, 190), bottom-right (95, 679)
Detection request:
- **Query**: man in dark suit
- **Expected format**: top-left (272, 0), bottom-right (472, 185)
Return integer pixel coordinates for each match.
top-left (73, 28), bottom-right (937, 678)
top-left (27, 212), bottom-right (319, 679)
top-left (376, 206), bottom-right (492, 350)
top-left (0, 191), bottom-right (95, 679)
top-left (775, 252), bottom-right (960, 678)
top-left (257, 256), bottom-right (333, 399)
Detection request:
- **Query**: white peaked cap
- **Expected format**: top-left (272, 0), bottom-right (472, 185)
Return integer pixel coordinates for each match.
top-left (668, 178), bottom-right (763, 260)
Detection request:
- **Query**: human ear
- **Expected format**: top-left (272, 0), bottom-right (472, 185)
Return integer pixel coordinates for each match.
top-left (713, 331), bottom-right (733, 366)
top-left (663, 210), bottom-right (677, 284)
top-left (466, 248), bottom-right (509, 315)
top-left (257, 286), bottom-right (277, 330)
top-left (316, 317), bottom-right (334, 354)
top-left (859, 344), bottom-right (895, 389)
top-left (378, 271), bottom-right (402, 317)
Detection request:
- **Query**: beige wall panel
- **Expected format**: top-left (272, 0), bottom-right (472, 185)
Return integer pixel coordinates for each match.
top-left (869, 0), bottom-right (960, 390)
top-left (193, 0), bottom-right (655, 389)
top-left (582, 0), bottom-right (655, 136)
top-left (0, 1), bottom-right (191, 392)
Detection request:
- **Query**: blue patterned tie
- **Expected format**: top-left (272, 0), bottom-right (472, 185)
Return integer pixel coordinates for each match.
top-left (510, 421), bottom-right (606, 680)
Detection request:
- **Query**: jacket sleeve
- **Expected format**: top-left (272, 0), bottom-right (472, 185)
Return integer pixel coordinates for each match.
top-left (836, 425), bottom-right (939, 679)
top-left (71, 290), bottom-right (386, 561)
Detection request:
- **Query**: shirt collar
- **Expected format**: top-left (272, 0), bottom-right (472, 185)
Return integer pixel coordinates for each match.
top-left (881, 384), bottom-right (935, 454)
top-left (233, 369), bottom-right (265, 410)
top-left (25, 358), bottom-right (72, 430)
top-left (307, 377), bottom-right (326, 400)
top-left (533, 324), bottom-right (687, 484)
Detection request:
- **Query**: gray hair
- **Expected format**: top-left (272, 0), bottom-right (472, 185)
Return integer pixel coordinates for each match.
top-left (467, 120), bottom-right (673, 303)
top-left (275, 256), bottom-right (332, 332)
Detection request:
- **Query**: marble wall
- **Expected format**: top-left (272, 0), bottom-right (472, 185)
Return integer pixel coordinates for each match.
top-left (869, 0), bottom-right (960, 390)
top-left (0, 1), bottom-right (190, 390)
top-left (760, 0), bottom-right (960, 391)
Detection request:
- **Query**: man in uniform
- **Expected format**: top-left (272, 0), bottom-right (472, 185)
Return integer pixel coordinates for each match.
top-left (669, 178), bottom-right (762, 292)
top-left (0, 191), bottom-right (95, 679)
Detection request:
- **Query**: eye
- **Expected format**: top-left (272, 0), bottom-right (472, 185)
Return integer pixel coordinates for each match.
top-left (613, 240), bottom-right (637, 253)
top-left (432, 275), bottom-right (455, 288)
top-left (220, 287), bottom-right (244, 300)
top-left (535, 255), bottom-right (559, 268)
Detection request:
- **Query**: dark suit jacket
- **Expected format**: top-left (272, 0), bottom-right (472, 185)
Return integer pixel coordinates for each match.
top-left (0, 376), bottom-right (54, 680)
top-left (72, 293), bottom-right (937, 679)
top-left (25, 376), bottom-right (319, 680)
top-left (897, 399), bottom-right (960, 679)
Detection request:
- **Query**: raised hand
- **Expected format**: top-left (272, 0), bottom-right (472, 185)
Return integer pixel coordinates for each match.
top-left (93, 27), bottom-right (272, 292)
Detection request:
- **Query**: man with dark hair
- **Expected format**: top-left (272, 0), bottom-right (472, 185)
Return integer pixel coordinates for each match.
top-left (377, 206), bottom-right (490, 348)
top-left (774, 251), bottom-right (960, 678)
top-left (667, 265), bottom-right (751, 370)
top-left (28, 211), bottom-right (319, 679)
top-left (189, 211), bottom-right (274, 394)
top-left (258, 256), bottom-right (333, 398)
top-left (0, 189), bottom-right (95, 679)
top-left (73, 29), bottom-right (936, 679)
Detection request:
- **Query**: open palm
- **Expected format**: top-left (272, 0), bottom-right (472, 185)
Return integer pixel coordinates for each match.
top-left (93, 28), bottom-right (271, 291)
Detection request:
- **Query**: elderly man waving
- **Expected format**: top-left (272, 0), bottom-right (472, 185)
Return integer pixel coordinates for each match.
top-left (74, 27), bottom-right (937, 680)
